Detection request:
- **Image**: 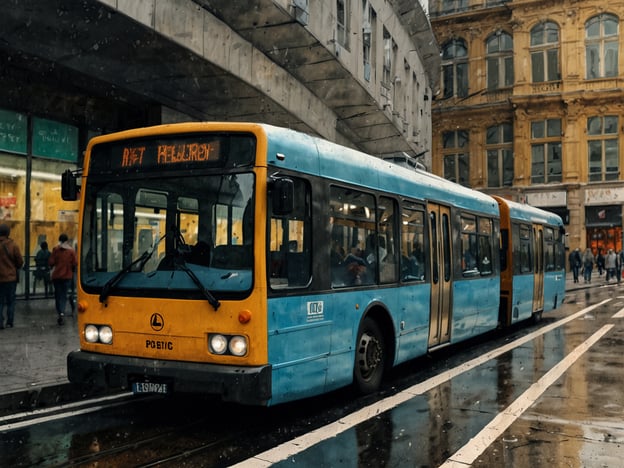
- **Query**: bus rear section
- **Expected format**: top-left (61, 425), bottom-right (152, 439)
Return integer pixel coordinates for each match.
top-left (494, 196), bottom-right (566, 326)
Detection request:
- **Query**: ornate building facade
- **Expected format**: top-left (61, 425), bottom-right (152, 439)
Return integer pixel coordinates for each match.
top-left (429, 0), bottom-right (624, 254)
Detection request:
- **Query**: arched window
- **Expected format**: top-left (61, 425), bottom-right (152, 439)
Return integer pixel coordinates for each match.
top-left (442, 39), bottom-right (468, 99)
top-left (530, 21), bottom-right (560, 82)
top-left (486, 31), bottom-right (513, 89)
top-left (486, 123), bottom-right (513, 187)
top-left (586, 14), bottom-right (619, 79)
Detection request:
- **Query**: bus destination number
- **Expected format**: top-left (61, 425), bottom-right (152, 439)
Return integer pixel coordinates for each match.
top-left (132, 382), bottom-right (169, 394)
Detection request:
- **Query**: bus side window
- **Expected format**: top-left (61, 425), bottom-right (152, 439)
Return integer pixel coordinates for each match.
top-left (329, 186), bottom-right (376, 287)
top-left (460, 214), bottom-right (479, 277)
top-left (269, 177), bottom-right (312, 289)
top-left (400, 205), bottom-right (425, 282)
top-left (513, 223), bottom-right (533, 274)
top-left (379, 197), bottom-right (398, 283)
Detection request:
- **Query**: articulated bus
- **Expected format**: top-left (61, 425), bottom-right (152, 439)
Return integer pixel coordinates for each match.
top-left (63, 122), bottom-right (566, 406)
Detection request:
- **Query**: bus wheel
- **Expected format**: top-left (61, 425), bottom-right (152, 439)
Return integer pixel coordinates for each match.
top-left (354, 317), bottom-right (386, 394)
top-left (532, 310), bottom-right (543, 324)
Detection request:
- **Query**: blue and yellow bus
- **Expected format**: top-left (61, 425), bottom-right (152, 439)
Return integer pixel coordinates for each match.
top-left (64, 122), bottom-right (566, 405)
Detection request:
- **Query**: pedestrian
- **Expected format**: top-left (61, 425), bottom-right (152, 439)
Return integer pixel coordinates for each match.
top-left (34, 241), bottom-right (52, 297)
top-left (582, 248), bottom-right (594, 283)
top-left (569, 248), bottom-right (581, 283)
top-left (0, 223), bottom-right (24, 329)
top-left (596, 249), bottom-right (605, 276)
top-left (605, 249), bottom-right (617, 282)
top-left (49, 233), bottom-right (77, 325)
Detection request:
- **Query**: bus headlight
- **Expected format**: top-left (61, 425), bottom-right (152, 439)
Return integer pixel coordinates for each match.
top-left (84, 324), bottom-right (99, 343)
top-left (228, 335), bottom-right (248, 356)
top-left (84, 324), bottom-right (113, 344)
top-left (209, 334), bottom-right (228, 354)
top-left (99, 326), bottom-right (113, 344)
top-left (208, 334), bottom-right (248, 356)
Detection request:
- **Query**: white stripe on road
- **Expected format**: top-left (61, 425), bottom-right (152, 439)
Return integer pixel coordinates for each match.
top-left (234, 300), bottom-right (611, 467)
top-left (0, 393), bottom-right (133, 432)
top-left (440, 323), bottom-right (614, 467)
top-left (612, 307), bottom-right (624, 318)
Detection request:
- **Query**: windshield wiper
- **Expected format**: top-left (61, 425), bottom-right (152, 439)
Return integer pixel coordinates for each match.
top-left (172, 256), bottom-right (220, 311)
top-left (99, 250), bottom-right (150, 303)
top-left (99, 232), bottom-right (167, 303)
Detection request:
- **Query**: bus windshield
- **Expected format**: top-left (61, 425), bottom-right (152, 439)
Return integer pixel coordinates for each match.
top-left (80, 171), bottom-right (255, 300)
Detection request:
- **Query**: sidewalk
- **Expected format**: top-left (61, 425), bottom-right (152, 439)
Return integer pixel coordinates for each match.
top-left (0, 273), bottom-right (608, 415)
top-left (0, 298), bottom-right (84, 415)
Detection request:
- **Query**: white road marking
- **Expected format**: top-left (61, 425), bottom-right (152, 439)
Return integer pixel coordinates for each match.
top-left (234, 300), bottom-right (611, 467)
top-left (0, 392), bottom-right (133, 432)
top-left (612, 307), bottom-right (624, 318)
top-left (440, 323), bottom-right (614, 467)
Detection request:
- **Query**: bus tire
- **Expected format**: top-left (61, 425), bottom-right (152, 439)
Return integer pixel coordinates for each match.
top-left (354, 317), bottom-right (386, 394)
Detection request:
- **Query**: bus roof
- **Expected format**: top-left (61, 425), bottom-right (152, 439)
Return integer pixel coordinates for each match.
top-left (261, 124), bottom-right (498, 216)
top-left (493, 195), bottom-right (563, 227)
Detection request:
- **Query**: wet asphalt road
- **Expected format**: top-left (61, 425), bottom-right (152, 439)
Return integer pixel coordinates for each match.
top-left (1, 281), bottom-right (623, 467)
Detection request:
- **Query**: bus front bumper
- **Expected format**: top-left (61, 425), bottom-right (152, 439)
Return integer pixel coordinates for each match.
top-left (67, 350), bottom-right (272, 406)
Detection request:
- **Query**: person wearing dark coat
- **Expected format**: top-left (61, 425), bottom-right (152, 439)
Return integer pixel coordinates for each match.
top-left (0, 223), bottom-right (24, 328)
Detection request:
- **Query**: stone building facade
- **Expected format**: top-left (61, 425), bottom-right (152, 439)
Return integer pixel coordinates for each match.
top-left (429, 0), bottom-right (624, 255)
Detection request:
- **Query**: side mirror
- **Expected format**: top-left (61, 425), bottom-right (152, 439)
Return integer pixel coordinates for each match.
top-left (271, 178), bottom-right (294, 215)
top-left (61, 169), bottom-right (79, 201)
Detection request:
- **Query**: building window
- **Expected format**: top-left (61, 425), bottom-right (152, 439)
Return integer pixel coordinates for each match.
top-left (486, 123), bottom-right (513, 187)
top-left (588, 116), bottom-right (619, 182)
top-left (531, 119), bottom-right (562, 184)
top-left (530, 21), bottom-right (560, 82)
top-left (442, 39), bottom-right (468, 99)
top-left (586, 14), bottom-right (619, 79)
top-left (443, 130), bottom-right (470, 187)
top-left (486, 31), bottom-right (513, 90)
top-left (382, 28), bottom-right (393, 85)
top-left (336, 0), bottom-right (350, 48)
top-left (441, 0), bottom-right (468, 14)
top-left (362, 2), bottom-right (375, 82)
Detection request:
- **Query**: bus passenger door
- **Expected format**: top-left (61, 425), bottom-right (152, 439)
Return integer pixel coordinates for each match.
top-left (533, 225), bottom-right (544, 313)
top-left (428, 204), bottom-right (452, 348)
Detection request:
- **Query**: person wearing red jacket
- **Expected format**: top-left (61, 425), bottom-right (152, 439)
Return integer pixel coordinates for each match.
top-left (49, 233), bottom-right (77, 325)
top-left (0, 223), bottom-right (24, 329)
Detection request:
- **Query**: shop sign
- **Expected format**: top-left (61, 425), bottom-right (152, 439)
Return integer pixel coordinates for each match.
top-left (526, 191), bottom-right (566, 207)
top-left (585, 187), bottom-right (624, 205)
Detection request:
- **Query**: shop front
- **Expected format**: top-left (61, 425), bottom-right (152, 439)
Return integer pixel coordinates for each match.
top-left (585, 205), bottom-right (622, 256)
top-left (0, 108), bottom-right (81, 298)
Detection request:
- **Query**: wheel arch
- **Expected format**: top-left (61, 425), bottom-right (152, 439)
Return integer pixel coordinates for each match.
top-left (360, 301), bottom-right (397, 371)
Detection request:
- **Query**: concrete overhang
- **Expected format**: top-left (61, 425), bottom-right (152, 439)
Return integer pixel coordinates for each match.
top-left (0, 0), bottom-right (438, 157)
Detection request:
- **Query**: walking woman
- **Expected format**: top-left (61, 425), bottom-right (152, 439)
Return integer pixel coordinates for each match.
top-left (49, 234), bottom-right (77, 325)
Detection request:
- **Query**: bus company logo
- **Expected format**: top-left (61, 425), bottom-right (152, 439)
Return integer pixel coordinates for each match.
top-left (150, 313), bottom-right (164, 331)
top-left (307, 301), bottom-right (324, 322)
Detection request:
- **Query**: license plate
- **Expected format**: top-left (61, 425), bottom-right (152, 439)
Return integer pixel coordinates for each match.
top-left (132, 381), bottom-right (169, 394)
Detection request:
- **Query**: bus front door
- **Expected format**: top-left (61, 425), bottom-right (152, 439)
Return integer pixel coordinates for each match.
top-left (428, 203), bottom-right (452, 348)
top-left (533, 225), bottom-right (544, 314)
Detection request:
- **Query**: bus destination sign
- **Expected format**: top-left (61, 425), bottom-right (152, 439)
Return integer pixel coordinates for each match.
top-left (89, 133), bottom-right (256, 174)
top-left (120, 141), bottom-right (220, 169)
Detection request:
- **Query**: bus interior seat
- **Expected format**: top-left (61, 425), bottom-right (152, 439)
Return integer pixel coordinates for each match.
top-left (211, 245), bottom-right (252, 269)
